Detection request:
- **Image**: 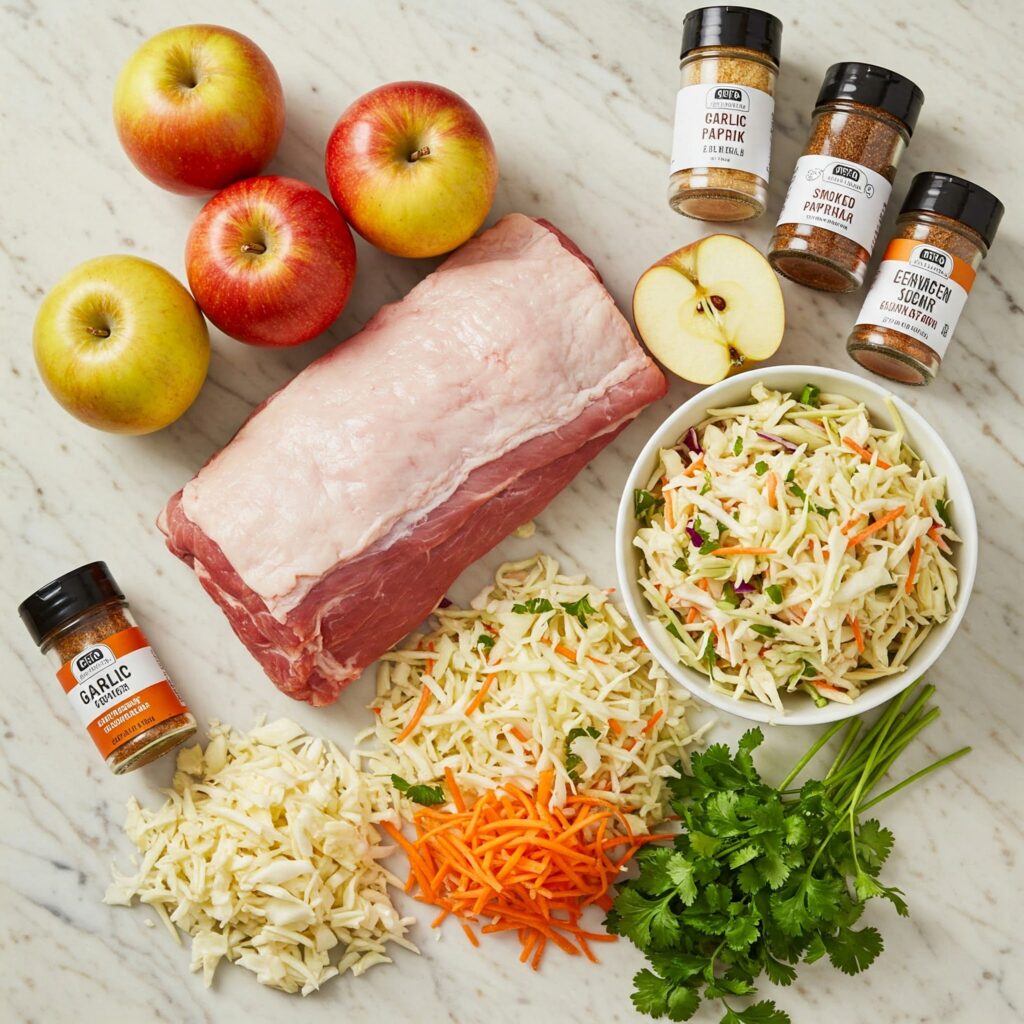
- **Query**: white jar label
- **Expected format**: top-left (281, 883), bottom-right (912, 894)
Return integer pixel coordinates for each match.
top-left (776, 155), bottom-right (892, 253)
top-left (855, 239), bottom-right (975, 357)
top-left (669, 83), bottom-right (774, 181)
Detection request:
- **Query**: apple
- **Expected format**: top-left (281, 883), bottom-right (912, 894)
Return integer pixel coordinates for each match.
top-left (325, 81), bottom-right (498, 258)
top-left (113, 24), bottom-right (285, 195)
top-left (633, 235), bottom-right (785, 385)
top-left (185, 176), bottom-right (357, 347)
top-left (33, 256), bottom-right (210, 434)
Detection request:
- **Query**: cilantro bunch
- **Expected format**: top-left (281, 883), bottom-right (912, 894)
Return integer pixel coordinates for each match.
top-left (607, 682), bottom-right (969, 1024)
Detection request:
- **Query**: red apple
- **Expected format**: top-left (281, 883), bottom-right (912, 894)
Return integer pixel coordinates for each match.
top-left (325, 82), bottom-right (498, 258)
top-left (185, 176), bottom-right (356, 347)
top-left (114, 25), bottom-right (285, 195)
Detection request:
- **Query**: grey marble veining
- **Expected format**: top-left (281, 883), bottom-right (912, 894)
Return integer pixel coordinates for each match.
top-left (1, 1), bottom-right (1022, 1022)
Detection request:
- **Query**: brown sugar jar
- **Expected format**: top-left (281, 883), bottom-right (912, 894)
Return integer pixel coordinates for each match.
top-left (668, 6), bottom-right (782, 222)
top-left (847, 172), bottom-right (1004, 385)
top-left (19, 562), bottom-right (196, 774)
top-left (768, 63), bottom-right (924, 292)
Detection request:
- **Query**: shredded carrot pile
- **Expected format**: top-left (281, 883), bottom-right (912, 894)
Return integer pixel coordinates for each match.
top-left (381, 769), bottom-right (664, 970)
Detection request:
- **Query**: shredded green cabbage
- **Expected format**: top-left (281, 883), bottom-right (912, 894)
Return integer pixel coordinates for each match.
top-left (634, 383), bottom-right (959, 711)
top-left (355, 555), bottom-right (708, 821)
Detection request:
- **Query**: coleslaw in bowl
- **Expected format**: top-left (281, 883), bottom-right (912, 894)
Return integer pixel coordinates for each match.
top-left (616, 366), bottom-right (977, 725)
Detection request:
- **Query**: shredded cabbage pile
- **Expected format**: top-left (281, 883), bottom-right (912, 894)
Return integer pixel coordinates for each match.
top-left (356, 555), bottom-right (707, 822)
top-left (105, 720), bottom-right (416, 995)
top-left (633, 383), bottom-right (959, 711)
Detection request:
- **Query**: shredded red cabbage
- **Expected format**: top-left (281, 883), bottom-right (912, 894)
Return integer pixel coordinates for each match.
top-left (756, 431), bottom-right (798, 453)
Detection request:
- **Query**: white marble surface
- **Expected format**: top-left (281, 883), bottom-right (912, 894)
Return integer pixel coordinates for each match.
top-left (2, 1), bottom-right (1022, 1022)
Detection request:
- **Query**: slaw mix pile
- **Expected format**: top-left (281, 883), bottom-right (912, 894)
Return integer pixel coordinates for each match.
top-left (356, 555), bottom-right (708, 823)
top-left (633, 383), bottom-right (959, 710)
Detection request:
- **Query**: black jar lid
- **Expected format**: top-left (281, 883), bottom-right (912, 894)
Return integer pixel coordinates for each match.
top-left (19, 561), bottom-right (125, 646)
top-left (681, 6), bottom-right (783, 66)
top-left (815, 62), bottom-right (924, 135)
top-left (901, 172), bottom-right (1004, 248)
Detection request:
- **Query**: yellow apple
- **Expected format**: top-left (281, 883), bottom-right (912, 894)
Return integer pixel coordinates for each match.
top-left (33, 256), bottom-right (210, 434)
top-left (633, 235), bottom-right (785, 385)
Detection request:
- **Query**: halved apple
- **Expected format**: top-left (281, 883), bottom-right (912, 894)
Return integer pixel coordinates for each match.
top-left (633, 234), bottom-right (785, 385)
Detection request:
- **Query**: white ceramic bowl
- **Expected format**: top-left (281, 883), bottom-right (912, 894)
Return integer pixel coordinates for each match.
top-left (616, 365), bottom-right (978, 726)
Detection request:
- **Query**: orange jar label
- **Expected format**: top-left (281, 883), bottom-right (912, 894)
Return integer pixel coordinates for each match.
top-left (881, 238), bottom-right (976, 291)
top-left (56, 627), bottom-right (187, 759)
top-left (855, 239), bottom-right (976, 358)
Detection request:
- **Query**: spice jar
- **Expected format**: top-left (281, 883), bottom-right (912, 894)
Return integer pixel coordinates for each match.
top-left (847, 172), bottom-right (1003, 385)
top-left (667, 6), bottom-right (782, 222)
top-left (19, 562), bottom-right (196, 774)
top-left (768, 63), bottom-right (924, 292)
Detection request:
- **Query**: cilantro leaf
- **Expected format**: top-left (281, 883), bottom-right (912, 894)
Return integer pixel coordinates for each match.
top-left (631, 969), bottom-right (672, 1018)
top-left (512, 597), bottom-right (553, 614)
top-left (825, 925), bottom-right (883, 975)
top-left (762, 953), bottom-right (797, 986)
top-left (674, 555), bottom-right (689, 572)
top-left (477, 634), bottom-right (495, 650)
top-left (755, 460), bottom-right (769, 476)
top-left (635, 488), bottom-right (665, 524)
top-left (701, 469), bottom-right (713, 496)
top-left (665, 985), bottom-right (701, 1021)
top-left (724, 913), bottom-right (760, 951)
top-left (664, 852), bottom-right (698, 905)
top-left (561, 594), bottom-right (597, 627)
top-left (390, 774), bottom-right (446, 806)
top-left (734, 436), bottom-right (744, 456)
top-left (765, 584), bottom-right (783, 604)
top-left (701, 634), bottom-right (717, 678)
top-left (722, 999), bottom-right (791, 1024)
top-left (613, 889), bottom-right (670, 948)
top-left (855, 820), bottom-right (894, 871)
top-left (935, 497), bottom-right (951, 527)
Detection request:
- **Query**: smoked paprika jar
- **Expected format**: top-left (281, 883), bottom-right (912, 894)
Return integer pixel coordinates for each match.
top-left (768, 62), bottom-right (924, 292)
top-left (19, 561), bottom-right (196, 774)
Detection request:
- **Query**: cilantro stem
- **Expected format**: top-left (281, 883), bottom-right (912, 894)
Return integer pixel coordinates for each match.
top-left (778, 717), bottom-right (848, 791)
top-left (825, 717), bottom-right (862, 780)
top-left (857, 746), bottom-right (972, 813)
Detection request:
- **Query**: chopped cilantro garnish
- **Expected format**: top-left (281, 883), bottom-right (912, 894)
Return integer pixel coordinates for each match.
top-left (673, 555), bottom-right (688, 572)
top-left (701, 469), bottom-right (713, 496)
top-left (755, 460), bottom-right (769, 476)
top-left (701, 634), bottom-right (716, 677)
top-left (718, 581), bottom-right (741, 609)
top-left (565, 726), bottom-right (601, 777)
top-left (733, 436), bottom-right (744, 456)
top-left (512, 597), bottom-right (554, 614)
top-left (935, 498), bottom-right (951, 527)
top-left (634, 488), bottom-right (664, 525)
top-left (560, 594), bottom-right (597, 627)
top-left (391, 774), bottom-right (446, 806)
top-left (765, 584), bottom-right (783, 604)
top-left (477, 634), bottom-right (495, 650)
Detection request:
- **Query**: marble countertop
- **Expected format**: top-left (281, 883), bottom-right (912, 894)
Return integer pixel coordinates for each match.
top-left (2, 1), bottom-right (1022, 1022)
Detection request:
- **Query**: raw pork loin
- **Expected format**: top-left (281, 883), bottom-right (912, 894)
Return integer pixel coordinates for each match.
top-left (159, 214), bottom-right (666, 705)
